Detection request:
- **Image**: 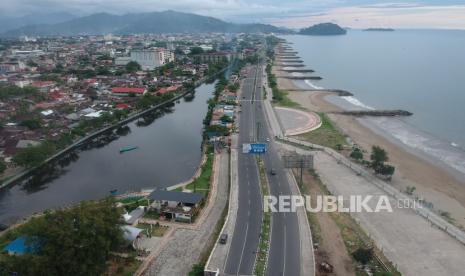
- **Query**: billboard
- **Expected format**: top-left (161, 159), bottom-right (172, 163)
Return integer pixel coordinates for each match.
top-left (242, 143), bottom-right (267, 154)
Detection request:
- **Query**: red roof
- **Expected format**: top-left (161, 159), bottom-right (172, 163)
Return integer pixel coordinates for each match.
top-left (112, 87), bottom-right (146, 94)
top-left (158, 85), bottom-right (178, 95)
top-left (32, 81), bottom-right (55, 87)
top-left (115, 103), bottom-right (130, 109)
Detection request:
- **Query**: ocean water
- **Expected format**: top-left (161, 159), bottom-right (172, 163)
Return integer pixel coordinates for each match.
top-left (282, 30), bottom-right (465, 178)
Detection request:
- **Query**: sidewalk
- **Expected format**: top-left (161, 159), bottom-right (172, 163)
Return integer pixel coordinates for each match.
top-left (136, 150), bottom-right (230, 276)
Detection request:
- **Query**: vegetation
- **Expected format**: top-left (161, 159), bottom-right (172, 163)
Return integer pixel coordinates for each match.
top-left (350, 147), bottom-right (364, 161)
top-left (12, 142), bottom-right (56, 168)
top-left (370, 146), bottom-right (395, 179)
top-left (265, 63), bottom-right (298, 107)
top-left (125, 61), bottom-right (141, 73)
top-left (299, 23), bottom-right (347, 36)
top-left (0, 198), bottom-right (124, 276)
top-left (254, 157), bottom-right (271, 276)
top-left (0, 85), bottom-right (47, 101)
top-left (0, 161), bottom-right (6, 174)
top-left (186, 147), bottom-right (214, 196)
top-left (296, 113), bottom-right (347, 150)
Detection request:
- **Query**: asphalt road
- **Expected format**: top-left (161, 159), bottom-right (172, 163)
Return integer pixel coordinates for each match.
top-left (224, 66), bottom-right (263, 275)
top-left (224, 62), bottom-right (301, 275)
top-left (253, 63), bottom-right (301, 276)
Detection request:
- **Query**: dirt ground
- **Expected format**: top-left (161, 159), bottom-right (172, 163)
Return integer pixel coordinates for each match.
top-left (296, 168), bottom-right (355, 276)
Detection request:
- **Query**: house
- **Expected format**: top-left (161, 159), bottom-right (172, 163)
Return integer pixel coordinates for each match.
top-left (111, 87), bottom-right (147, 97)
top-left (148, 190), bottom-right (204, 223)
top-left (123, 206), bottom-right (145, 225)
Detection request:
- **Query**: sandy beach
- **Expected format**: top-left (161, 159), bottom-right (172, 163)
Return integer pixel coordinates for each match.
top-left (273, 64), bottom-right (465, 229)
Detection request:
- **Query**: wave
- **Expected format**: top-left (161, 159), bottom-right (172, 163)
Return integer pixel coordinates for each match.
top-left (341, 96), bottom-right (375, 110)
top-left (304, 79), bottom-right (324, 90)
top-left (366, 117), bottom-right (465, 176)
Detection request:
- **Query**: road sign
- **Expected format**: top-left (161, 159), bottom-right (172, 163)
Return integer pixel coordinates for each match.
top-left (242, 143), bottom-right (267, 154)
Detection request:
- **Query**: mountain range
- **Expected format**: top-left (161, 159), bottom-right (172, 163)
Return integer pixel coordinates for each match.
top-left (1, 11), bottom-right (289, 37)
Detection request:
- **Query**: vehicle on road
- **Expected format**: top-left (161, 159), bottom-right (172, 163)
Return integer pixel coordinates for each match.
top-left (219, 233), bottom-right (228, 244)
top-left (270, 169), bottom-right (277, 175)
top-left (266, 138), bottom-right (270, 142)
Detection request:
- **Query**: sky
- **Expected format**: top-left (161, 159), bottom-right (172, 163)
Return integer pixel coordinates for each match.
top-left (2, 0), bottom-right (465, 29)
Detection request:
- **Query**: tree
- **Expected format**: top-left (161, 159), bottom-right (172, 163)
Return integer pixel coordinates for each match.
top-left (370, 145), bottom-right (388, 169)
top-left (375, 164), bottom-right (395, 179)
top-left (189, 46), bottom-right (204, 55)
top-left (20, 119), bottom-right (42, 130)
top-left (0, 160), bottom-right (6, 174)
top-left (350, 148), bottom-right (363, 161)
top-left (125, 61), bottom-right (141, 73)
top-left (12, 142), bottom-right (56, 168)
top-left (1, 199), bottom-right (124, 275)
top-left (352, 247), bottom-right (373, 265)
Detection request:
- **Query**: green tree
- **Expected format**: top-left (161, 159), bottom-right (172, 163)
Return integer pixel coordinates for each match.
top-left (12, 142), bottom-right (56, 168)
top-left (352, 247), bottom-right (373, 265)
top-left (20, 119), bottom-right (42, 130)
top-left (0, 160), bottom-right (6, 174)
top-left (125, 61), bottom-right (141, 73)
top-left (1, 199), bottom-right (124, 275)
top-left (370, 145), bottom-right (388, 169)
top-left (189, 46), bottom-right (204, 55)
top-left (350, 148), bottom-right (363, 161)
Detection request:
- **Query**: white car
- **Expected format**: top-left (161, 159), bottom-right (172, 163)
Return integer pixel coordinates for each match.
top-left (266, 138), bottom-right (270, 142)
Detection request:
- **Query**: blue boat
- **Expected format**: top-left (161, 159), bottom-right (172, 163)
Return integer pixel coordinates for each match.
top-left (119, 146), bottom-right (138, 153)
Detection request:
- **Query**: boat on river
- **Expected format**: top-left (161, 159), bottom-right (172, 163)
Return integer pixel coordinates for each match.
top-left (119, 146), bottom-right (138, 153)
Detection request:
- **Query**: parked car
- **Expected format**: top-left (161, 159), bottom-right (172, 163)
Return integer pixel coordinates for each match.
top-left (219, 233), bottom-right (228, 244)
top-left (270, 169), bottom-right (277, 175)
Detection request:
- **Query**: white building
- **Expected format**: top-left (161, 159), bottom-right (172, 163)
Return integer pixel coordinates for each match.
top-left (129, 49), bottom-right (175, 70)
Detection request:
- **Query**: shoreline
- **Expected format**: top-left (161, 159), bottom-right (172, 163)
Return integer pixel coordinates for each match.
top-left (273, 64), bottom-right (465, 228)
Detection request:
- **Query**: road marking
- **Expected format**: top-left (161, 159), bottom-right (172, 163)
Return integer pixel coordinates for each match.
top-left (237, 223), bottom-right (250, 275)
top-left (283, 225), bottom-right (287, 276)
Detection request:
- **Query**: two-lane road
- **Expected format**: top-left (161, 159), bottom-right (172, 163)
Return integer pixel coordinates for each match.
top-left (224, 66), bottom-right (262, 275)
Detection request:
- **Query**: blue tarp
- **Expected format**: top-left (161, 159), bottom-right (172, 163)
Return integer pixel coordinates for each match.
top-left (3, 236), bottom-right (40, 255)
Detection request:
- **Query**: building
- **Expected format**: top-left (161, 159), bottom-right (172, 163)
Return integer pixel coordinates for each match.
top-left (148, 190), bottom-right (204, 223)
top-left (111, 87), bottom-right (147, 97)
top-left (129, 49), bottom-right (175, 70)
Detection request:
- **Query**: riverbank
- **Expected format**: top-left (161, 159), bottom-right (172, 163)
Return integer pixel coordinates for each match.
top-left (0, 66), bottom-right (230, 192)
top-left (273, 64), bottom-right (465, 229)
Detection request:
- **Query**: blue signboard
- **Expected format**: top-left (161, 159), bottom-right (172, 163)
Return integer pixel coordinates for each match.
top-left (242, 143), bottom-right (267, 154)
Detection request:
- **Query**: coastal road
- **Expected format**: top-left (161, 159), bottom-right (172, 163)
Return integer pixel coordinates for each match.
top-left (223, 66), bottom-right (263, 275)
top-left (252, 61), bottom-right (301, 276)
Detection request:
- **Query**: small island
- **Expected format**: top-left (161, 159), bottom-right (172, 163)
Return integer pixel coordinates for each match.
top-left (299, 23), bottom-right (347, 36)
top-left (364, 28), bottom-right (395, 32)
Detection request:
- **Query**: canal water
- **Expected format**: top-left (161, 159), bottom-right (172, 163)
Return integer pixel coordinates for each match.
top-left (0, 81), bottom-right (216, 225)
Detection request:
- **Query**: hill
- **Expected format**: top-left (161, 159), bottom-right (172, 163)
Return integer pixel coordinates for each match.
top-left (1, 11), bottom-right (288, 37)
top-left (299, 23), bottom-right (347, 36)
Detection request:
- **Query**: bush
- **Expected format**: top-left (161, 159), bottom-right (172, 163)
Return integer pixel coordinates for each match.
top-left (350, 148), bottom-right (363, 160)
top-left (352, 247), bottom-right (373, 265)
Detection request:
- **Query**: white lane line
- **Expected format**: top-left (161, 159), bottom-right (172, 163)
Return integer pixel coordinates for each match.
top-left (283, 224), bottom-right (287, 276)
top-left (237, 222), bottom-right (250, 275)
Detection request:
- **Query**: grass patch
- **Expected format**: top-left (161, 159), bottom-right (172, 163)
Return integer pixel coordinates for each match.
top-left (171, 187), bottom-right (183, 192)
top-left (254, 157), bottom-right (271, 276)
top-left (271, 88), bottom-right (299, 108)
top-left (136, 223), bottom-right (169, 237)
top-left (295, 112), bottom-right (347, 150)
top-left (186, 150), bottom-right (214, 197)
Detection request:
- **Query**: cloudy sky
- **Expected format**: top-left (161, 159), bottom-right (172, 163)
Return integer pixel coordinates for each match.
top-left (2, 0), bottom-right (465, 29)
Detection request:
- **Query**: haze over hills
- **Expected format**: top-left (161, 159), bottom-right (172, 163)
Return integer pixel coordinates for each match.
top-left (1, 10), bottom-right (289, 37)
top-left (0, 12), bottom-right (76, 33)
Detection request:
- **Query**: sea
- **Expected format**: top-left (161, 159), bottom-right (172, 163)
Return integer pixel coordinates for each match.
top-left (281, 30), bottom-right (465, 179)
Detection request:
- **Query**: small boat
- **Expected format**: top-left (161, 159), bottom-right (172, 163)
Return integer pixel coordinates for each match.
top-left (119, 146), bottom-right (138, 153)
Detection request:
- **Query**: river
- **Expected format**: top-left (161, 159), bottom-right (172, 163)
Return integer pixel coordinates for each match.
top-left (0, 80), bottom-right (216, 225)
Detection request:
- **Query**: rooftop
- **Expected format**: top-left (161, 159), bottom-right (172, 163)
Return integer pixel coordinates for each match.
top-left (148, 190), bottom-right (204, 204)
